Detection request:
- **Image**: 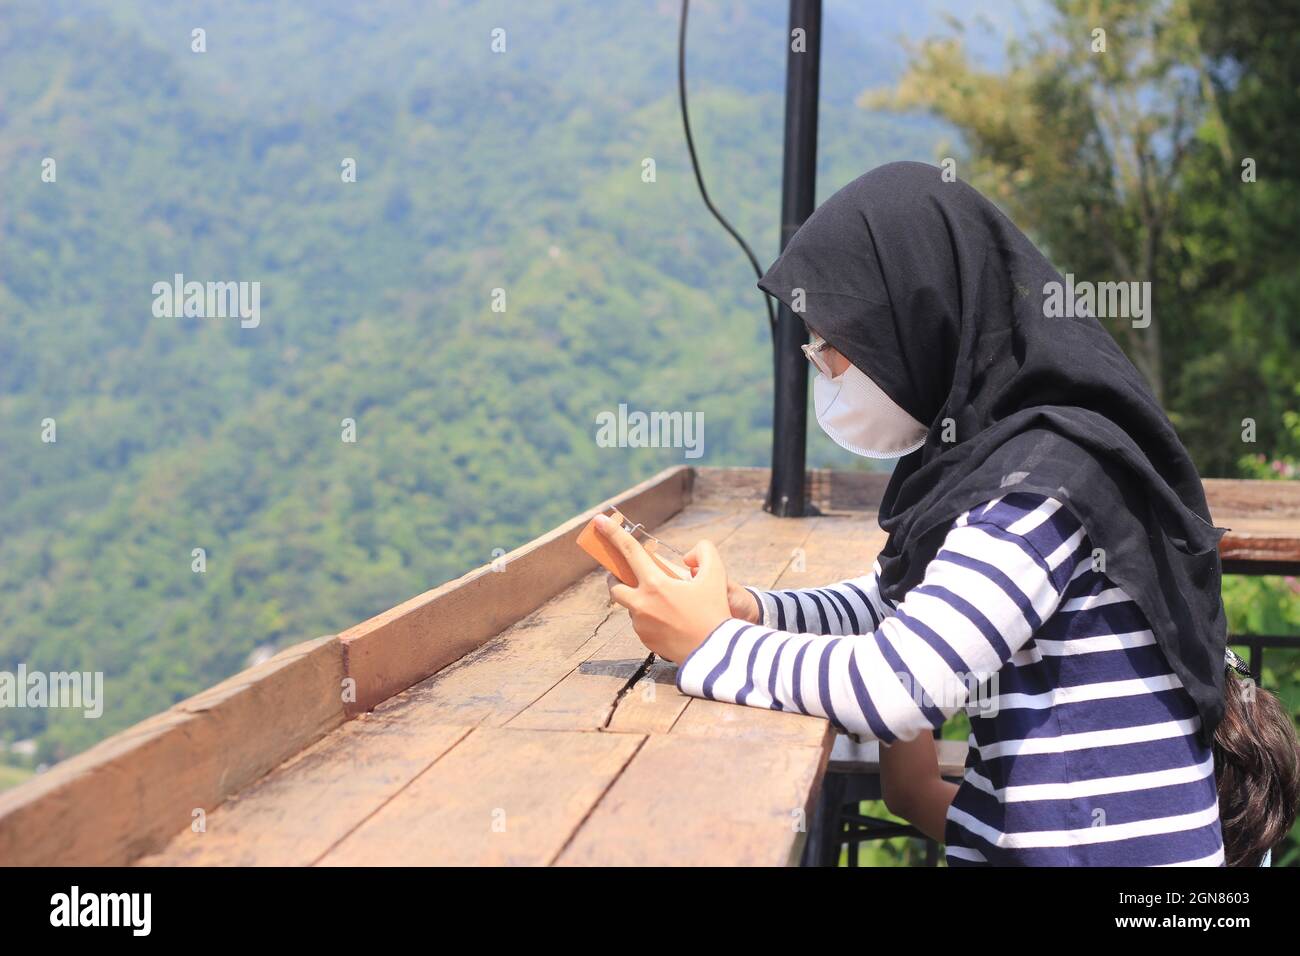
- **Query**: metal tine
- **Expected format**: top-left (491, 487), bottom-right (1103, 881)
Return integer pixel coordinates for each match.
top-left (619, 520), bottom-right (687, 560)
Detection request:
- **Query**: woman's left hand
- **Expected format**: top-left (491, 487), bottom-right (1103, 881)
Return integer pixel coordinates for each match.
top-left (594, 514), bottom-right (732, 663)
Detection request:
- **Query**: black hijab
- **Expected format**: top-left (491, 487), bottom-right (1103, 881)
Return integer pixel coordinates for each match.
top-left (757, 161), bottom-right (1227, 744)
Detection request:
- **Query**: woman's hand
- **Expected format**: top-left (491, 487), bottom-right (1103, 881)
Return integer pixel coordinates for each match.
top-left (595, 514), bottom-right (732, 663)
top-left (684, 552), bottom-right (761, 624)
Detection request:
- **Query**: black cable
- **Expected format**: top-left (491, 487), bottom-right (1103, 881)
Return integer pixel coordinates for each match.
top-left (678, 0), bottom-right (778, 336)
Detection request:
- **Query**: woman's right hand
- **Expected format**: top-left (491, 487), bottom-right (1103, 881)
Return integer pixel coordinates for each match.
top-left (682, 550), bottom-right (761, 623)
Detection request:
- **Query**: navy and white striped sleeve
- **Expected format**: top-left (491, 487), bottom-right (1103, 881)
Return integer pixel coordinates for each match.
top-left (677, 494), bottom-right (1087, 743)
top-left (743, 566), bottom-right (895, 637)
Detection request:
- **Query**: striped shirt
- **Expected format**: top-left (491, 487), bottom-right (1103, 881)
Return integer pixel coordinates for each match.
top-left (675, 493), bottom-right (1224, 866)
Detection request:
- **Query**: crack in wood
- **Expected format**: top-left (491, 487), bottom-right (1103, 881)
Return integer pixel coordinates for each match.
top-left (601, 653), bottom-right (656, 730)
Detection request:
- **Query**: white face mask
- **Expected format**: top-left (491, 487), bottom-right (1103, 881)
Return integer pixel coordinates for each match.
top-left (812, 364), bottom-right (928, 459)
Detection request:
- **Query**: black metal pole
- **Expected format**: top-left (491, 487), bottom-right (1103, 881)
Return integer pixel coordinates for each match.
top-left (766, 0), bottom-right (821, 518)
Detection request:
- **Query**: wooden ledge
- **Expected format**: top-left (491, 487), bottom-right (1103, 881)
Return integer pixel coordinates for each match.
top-left (339, 465), bottom-right (693, 713)
top-left (0, 635), bottom-right (345, 866)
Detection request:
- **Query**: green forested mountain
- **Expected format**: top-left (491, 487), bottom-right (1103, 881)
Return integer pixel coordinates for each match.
top-left (0, 0), bottom-right (953, 761)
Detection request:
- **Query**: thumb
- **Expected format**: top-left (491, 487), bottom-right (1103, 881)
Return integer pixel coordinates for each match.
top-left (692, 539), bottom-right (722, 576)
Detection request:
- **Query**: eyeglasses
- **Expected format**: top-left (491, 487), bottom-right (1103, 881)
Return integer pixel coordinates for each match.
top-left (801, 334), bottom-right (835, 377)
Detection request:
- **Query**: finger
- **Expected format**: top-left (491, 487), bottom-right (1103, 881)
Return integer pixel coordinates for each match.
top-left (608, 582), bottom-right (638, 610)
top-left (594, 514), bottom-right (662, 583)
top-left (692, 539), bottom-right (723, 576)
top-left (681, 548), bottom-right (703, 578)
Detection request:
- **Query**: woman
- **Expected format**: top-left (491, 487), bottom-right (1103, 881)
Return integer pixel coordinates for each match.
top-left (597, 161), bottom-right (1297, 866)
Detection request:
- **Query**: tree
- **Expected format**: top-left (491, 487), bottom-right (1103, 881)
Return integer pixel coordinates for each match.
top-left (863, 0), bottom-right (1258, 418)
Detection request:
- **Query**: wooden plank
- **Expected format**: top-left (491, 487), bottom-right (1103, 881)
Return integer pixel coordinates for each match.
top-left (702, 509), bottom-right (819, 586)
top-left (1204, 477), bottom-right (1300, 518)
top-left (691, 466), bottom-right (770, 504)
top-left (771, 516), bottom-right (887, 591)
top-left (695, 470), bottom-right (1300, 521)
top-left (317, 727), bottom-right (644, 866)
top-left (341, 465), bottom-right (693, 713)
top-left (555, 734), bottom-right (827, 866)
top-left (365, 574), bottom-right (618, 729)
top-left (669, 699), bottom-right (833, 748)
top-left (507, 506), bottom-right (756, 733)
top-left (137, 718), bottom-right (473, 866)
top-left (692, 466), bottom-right (889, 512)
top-left (505, 618), bottom-right (645, 732)
top-left (604, 658), bottom-right (686, 735)
top-left (829, 737), bottom-right (969, 778)
top-left (0, 635), bottom-right (345, 866)
top-left (1205, 478), bottom-right (1300, 567)
top-left (1218, 527), bottom-right (1300, 567)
